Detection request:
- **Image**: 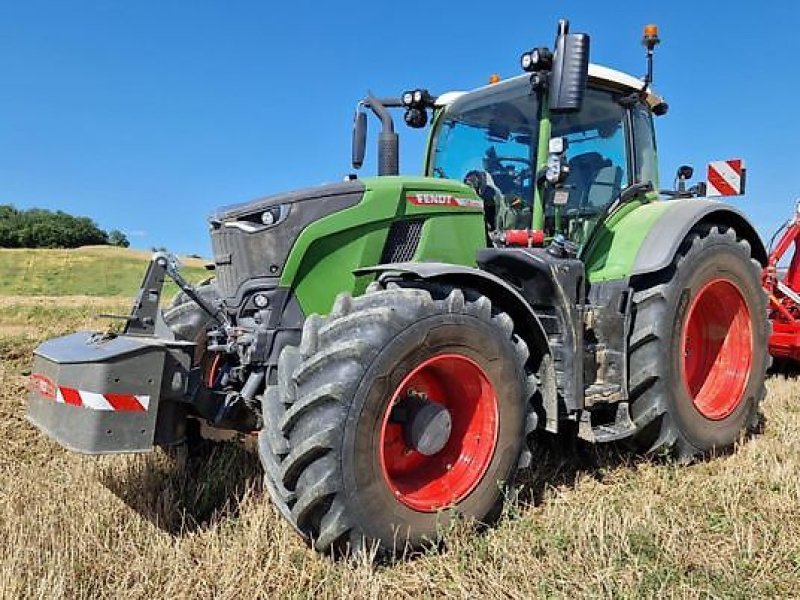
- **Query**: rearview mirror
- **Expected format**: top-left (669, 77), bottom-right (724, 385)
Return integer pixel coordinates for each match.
top-left (549, 21), bottom-right (590, 114)
top-left (352, 110), bottom-right (367, 169)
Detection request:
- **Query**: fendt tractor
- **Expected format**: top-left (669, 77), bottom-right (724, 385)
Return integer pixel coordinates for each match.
top-left (27, 21), bottom-right (769, 556)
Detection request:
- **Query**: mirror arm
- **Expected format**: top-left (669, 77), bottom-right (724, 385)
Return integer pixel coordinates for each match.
top-left (365, 94), bottom-right (395, 133)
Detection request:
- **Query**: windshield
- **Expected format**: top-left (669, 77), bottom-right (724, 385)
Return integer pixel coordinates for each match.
top-left (430, 81), bottom-right (539, 230)
top-left (549, 88), bottom-right (629, 210)
top-left (430, 81), bottom-right (634, 241)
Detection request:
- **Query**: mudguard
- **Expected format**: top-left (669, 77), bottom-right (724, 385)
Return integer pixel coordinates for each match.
top-left (354, 261), bottom-right (551, 358)
top-left (631, 199), bottom-right (767, 276)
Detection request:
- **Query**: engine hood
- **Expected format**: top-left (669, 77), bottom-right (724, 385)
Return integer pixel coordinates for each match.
top-left (209, 180), bottom-right (365, 307)
top-left (209, 180), bottom-right (365, 223)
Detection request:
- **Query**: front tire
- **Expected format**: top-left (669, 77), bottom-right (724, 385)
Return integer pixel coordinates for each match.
top-left (258, 283), bottom-right (537, 555)
top-left (627, 225), bottom-right (768, 458)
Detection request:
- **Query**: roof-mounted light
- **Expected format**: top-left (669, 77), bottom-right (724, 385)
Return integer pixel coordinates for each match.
top-left (401, 89), bottom-right (432, 109)
top-left (643, 24), bottom-right (660, 48)
top-left (520, 47), bottom-right (553, 73)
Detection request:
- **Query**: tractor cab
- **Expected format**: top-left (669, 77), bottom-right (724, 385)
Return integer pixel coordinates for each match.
top-left (352, 20), bottom-right (669, 257)
top-left (426, 64), bottom-right (664, 249)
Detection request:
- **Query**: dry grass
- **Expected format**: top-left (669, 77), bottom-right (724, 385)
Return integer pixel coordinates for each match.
top-left (0, 247), bottom-right (208, 298)
top-left (2, 298), bottom-right (800, 598)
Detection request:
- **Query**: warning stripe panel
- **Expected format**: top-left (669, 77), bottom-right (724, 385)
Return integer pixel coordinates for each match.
top-left (45, 381), bottom-right (149, 412)
top-left (708, 169), bottom-right (738, 196)
top-left (707, 159), bottom-right (745, 197)
top-left (59, 387), bottom-right (83, 407)
top-left (104, 393), bottom-right (148, 412)
top-left (727, 159), bottom-right (743, 176)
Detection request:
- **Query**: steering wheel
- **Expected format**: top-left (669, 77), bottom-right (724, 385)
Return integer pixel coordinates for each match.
top-left (496, 156), bottom-right (532, 168)
top-left (492, 157), bottom-right (533, 190)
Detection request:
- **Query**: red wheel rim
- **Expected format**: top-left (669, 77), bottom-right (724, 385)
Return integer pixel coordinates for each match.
top-left (681, 279), bottom-right (753, 420)
top-left (379, 354), bottom-right (499, 512)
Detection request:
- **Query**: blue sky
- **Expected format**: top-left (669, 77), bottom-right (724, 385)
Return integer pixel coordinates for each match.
top-left (2, 1), bottom-right (799, 256)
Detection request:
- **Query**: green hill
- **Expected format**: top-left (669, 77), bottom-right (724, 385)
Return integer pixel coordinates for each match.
top-left (0, 246), bottom-right (210, 298)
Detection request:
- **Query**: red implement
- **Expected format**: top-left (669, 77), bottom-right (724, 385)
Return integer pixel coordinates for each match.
top-left (763, 203), bottom-right (800, 363)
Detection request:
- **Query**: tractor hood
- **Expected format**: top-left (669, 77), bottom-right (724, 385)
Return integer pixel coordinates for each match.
top-left (209, 181), bottom-right (365, 306)
top-left (210, 180), bottom-right (365, 222)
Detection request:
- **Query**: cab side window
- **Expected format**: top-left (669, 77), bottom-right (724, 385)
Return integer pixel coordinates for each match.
top-left (551, 89), bottom-right (629, 213)
top-left (632, 104), bottom-right (658, 187)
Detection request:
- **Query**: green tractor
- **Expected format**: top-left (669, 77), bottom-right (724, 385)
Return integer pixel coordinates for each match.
top-left (27, 21), bottom-right (768, 556)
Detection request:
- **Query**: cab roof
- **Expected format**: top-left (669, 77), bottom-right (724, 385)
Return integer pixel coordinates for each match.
top-left (435, 63), bottom-right (665, 111)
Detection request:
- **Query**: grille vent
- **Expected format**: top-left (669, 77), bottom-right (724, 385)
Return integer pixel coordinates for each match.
top-left (380, 219), bottom-right (424, 263)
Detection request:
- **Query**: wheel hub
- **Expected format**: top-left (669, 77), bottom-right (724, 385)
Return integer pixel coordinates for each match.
top-left (379, 353), bottom-right (499, 512)
top-left (390, 390), bottom-right (453, 456)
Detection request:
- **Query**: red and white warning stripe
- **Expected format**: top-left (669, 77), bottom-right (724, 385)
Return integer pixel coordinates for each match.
top-left (707, 159), bottom-right (746, 197)
top-left (30, 373), bottom-right (149, 412)
top-left (407, 193), bottom-right (483, 208)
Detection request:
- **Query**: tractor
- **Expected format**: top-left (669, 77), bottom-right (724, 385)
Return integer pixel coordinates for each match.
top-left (27, 21), bottom-right (769, 556)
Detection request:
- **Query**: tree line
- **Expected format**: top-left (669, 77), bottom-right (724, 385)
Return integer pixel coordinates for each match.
top-left (0, 204), bottom-right (129, 249)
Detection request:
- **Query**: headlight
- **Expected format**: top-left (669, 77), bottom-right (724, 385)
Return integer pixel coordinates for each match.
top-left (224, 203), bottom-right (290, 232)
top-left (261, 206), bottom-right (281, 225)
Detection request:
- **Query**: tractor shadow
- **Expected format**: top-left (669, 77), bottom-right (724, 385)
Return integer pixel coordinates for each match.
top-left (99, 438), bottom-right (263, 536)
top-left (768, 358), bottom-right (800, 378)
top-left (513, 428), bottom-right (636, 508)
top-left (513, 419), bottom-right (767, 511)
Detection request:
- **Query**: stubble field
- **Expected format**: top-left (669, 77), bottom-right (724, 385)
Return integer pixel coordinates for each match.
top-left (2, 291), bottom-right (800, 598)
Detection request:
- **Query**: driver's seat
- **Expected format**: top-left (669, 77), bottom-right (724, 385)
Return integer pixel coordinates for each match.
top-left (565, 152), bottom-right (613, 210)
top-left (586, 165), bottom-right (623, 208)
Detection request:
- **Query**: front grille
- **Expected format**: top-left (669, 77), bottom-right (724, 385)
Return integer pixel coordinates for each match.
top-left (380, 219), bottom-right (424, 263)
top-left (210, 228), bottom-right (241, 300)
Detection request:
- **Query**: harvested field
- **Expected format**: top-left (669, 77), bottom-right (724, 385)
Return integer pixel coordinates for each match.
top-left (2, 298), bottom-right (800, 598)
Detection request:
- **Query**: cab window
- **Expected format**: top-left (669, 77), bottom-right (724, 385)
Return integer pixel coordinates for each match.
top-left (430, 83), bottom-right (539, 230)
top-left (631, 104), bottom-right (658, 187)
top-left (550, 88), bottom-right (629, 215)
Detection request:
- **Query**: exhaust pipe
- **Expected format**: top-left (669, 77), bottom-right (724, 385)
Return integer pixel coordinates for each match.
top-left (365, 94), bottom-right (399, 176)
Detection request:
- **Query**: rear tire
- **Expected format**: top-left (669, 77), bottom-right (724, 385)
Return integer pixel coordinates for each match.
top-left (627, 225), bottom-right (768, 458)
top-left (258, 283), bottom-right (538, 556)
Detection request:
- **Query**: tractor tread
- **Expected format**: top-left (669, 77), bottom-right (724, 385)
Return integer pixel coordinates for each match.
top-left (280, 383), bottom-right (346, 434)
top-left (258, 282), bottom-right (538, 555)
top-left (280, 426), bottom-right (340, 489)
top-left (627, 224), bottom-right (768, 458)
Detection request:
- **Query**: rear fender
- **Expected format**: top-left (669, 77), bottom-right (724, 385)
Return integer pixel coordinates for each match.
top-left (632, 199), bottom-right (767, 276)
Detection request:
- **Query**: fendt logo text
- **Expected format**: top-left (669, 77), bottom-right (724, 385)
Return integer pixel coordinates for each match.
top-left (406, 194), bottom-right (482, 208)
